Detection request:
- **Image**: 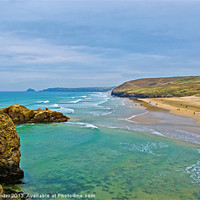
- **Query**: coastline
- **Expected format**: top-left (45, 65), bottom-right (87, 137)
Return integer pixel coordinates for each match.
top-left (125, 97), bottom-right (167, 125)
top-left (125, 97), bottom-right (200, 136)
top-left (138, 96), bottom-right (200, 124)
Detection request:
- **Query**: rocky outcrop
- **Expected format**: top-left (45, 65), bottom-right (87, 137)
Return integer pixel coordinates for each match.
top-left (3, 105), bottom-right (70, 125)
top-left (0, 111), bottom-right (24, 183)
top-left (0, 105), bottom-right (69, 185)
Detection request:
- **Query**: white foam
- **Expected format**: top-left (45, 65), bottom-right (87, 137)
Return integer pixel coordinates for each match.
top-left (68, 121), bottom-right (98, 129)
top-left (186, 161), bottom-right (200, 183)
top-left (120, 142), bottom-right (157, 155)
top-left (101, 111), bottom-right (113, 116)
top-left (126, 111), bottom-right (148, 121)
top-left (51, 104), bottom-right (59, 108)
top-left (97, 98), bottom-right (110, 106)
top-left (122, 99), bottom-right (126, 106)
top-left (81, 96), bottom-right (87, 98)
top-left (37, 100), bottom-right (49, 103)
top-left (70, 99), bottom-right (82, 103)
top-left (56, 107), bottom-right (74, 114)
top-left (151, 131), bottom-right (164, 136)
top-left (120, 141), bottom-right (168, 156)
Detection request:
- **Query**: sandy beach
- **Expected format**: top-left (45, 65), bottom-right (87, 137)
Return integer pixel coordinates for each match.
top-left (138, 96), bottom-right (200, 124)
top-left (125, 96), bottom-right (200, 136)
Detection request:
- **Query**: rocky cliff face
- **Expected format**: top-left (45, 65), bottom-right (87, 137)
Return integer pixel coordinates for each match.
top-left (0, 111), bottom-right (24, 183)
top-left (0, 105), bottom-right (70, 185)
top-left (3, 105), bottom-right (70, 125)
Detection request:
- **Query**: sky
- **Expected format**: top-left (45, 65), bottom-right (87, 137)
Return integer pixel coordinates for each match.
top-left (0, 0), bottom-right (200, 91)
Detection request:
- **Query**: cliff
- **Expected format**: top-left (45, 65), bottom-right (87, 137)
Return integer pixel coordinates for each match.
top-left (112, 76), bottom-right (200, 98)
top-left (0, 111), bottom-right (24, 183)
top-left (0, 105), bottom-right (69, 185)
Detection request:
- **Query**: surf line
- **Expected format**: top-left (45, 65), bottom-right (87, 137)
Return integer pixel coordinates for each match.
top-left (125, 111), bottom-right (148, 122)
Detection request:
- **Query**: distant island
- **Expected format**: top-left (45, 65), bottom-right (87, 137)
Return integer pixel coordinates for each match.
top-left (40, 87), bottom-right (114, 92)
top-left (111, 76), bottom-right (200, 98)
top-left (26, 88), bottom-right (35, 92)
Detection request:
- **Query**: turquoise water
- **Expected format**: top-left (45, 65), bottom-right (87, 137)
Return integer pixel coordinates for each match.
top-left (0, 92), bottom-right (200, 199)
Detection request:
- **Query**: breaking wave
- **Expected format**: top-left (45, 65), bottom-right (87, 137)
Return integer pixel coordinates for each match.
top-left (70, 99), bottom-right (82, 103)
top-left (67, 121), bottom-right (98, 129)
top-left (55, 107), bottom-right (74, 114)
top-left (37, 100), bottom-right (49, 103)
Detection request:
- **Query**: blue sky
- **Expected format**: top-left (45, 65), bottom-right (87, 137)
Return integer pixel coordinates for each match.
top-left (0, 0), bottom-right (200, 90)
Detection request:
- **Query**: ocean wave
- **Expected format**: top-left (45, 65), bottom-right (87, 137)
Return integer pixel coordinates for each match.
top-left (91, 109), bottom-right (113, 116)
top-left (67, 121), bottom-right (98, 129)
top-left (151, 131), bottom-right (164, 137)
top-left (51, 104), bottom-right (59, 108)
top-left (37, 100), bottom-right (49, 103)
top-left (55, 107), bottom-right (74, 114)
top-left (69, 99), bottom-right (82, 103)
top-left (16, 123), bottom-right (35, 128)
top-left (101, 111), bottom-right (113, 116)
top-left (81, 96), bottom-right (87, 98)
top-left (122, 99), bottom-right (126, 106)
top-left (90, 93), bottom-right (109, 98)
top-left (97, 98), bottom-right (110, 107)
top-left (126, 111), bottom-right (148, 121)
top-left (186, 161), bottom-right (200, 183)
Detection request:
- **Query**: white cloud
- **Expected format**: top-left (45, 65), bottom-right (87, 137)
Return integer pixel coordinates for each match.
top-left (0, 32), bottom-right (198, 90)
top-left (0, 33), bottom-right (168, 68)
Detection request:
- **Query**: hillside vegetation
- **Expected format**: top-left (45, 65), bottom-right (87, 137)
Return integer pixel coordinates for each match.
top-left (111, 76), bottom-right (200, 98)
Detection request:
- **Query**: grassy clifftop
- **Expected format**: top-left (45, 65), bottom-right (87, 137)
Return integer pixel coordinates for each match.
top-left (111, 76), bottom-right (200, 98)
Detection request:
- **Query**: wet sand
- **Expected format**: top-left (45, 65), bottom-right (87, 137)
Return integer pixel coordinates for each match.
top-left (125, 97), bottom-right (200, 136)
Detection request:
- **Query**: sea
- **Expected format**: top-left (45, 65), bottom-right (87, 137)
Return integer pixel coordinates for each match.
top-left (0, 91), bottom-right (199, 200)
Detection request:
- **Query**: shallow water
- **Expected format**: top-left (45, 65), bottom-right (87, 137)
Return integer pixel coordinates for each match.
top-left (0, 92), bottom-right (200, 199)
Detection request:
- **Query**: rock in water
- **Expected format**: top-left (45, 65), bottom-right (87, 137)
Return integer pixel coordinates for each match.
top-left (0, 105), bottom-right (69, 184)
top-left (3, 105), bottom-right (35, 124)
top-left (0, 111), bottom-right (24, 183)
top-left (3, 104), bottom-right (70, 125)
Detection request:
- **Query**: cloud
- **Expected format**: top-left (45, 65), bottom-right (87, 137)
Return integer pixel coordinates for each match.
top-left (0, 33), bottom-right (168, 68)
top-left (0, 0), bottom-right (200, 90)
top-left (0, 32), bottom-right (173, 90)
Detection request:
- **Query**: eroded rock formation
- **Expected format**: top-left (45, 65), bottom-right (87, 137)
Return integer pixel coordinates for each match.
top-left (3, 105), bottom-right (70, 125)
top-left (0, 111), bottom-right (24, 183)
top-left (0, 105), bottom-right (69, 185)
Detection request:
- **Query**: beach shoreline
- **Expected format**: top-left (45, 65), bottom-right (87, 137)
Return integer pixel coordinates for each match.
top-left (124, 96), bottom-right (200, 136)
top-left (138, 96), bottom-right (200, 124)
